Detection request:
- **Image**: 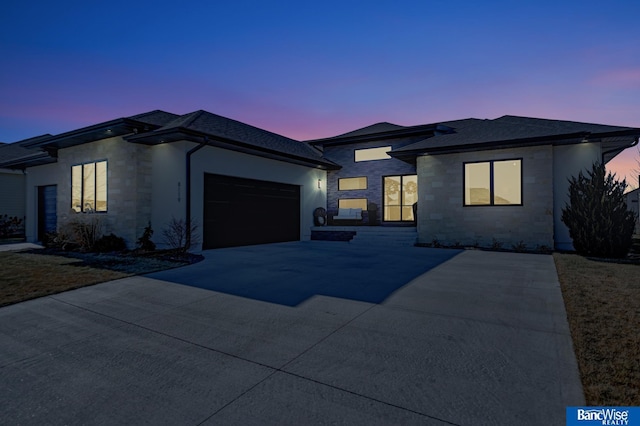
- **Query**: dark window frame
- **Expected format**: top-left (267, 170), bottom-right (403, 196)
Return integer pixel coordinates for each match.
top-left (382, 174), bottom-right (418, 222)
top-left (462, 158), bottom-right (523, 207)
top-left (337, 198), bottom-right (368, 210)
top-left (338, 176), bottom-right (368, 191)
top-left (354, 146), bottom-right (392, 162)
top-left (71, 159), bottom-right (108, 213)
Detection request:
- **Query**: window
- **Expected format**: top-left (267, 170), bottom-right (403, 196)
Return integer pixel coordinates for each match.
top-left (338, 198), bottom-right (368, 210)
top-left (72, 160), bottom-right (107, 212)
top-left (354, 146), bottom-right (391, 162)
top-left (383, 175), bottom-right (417, 221)
top-left (338, 177), bottom-right (367, 190)
top-left (464, 159), bottom-right (521, 206)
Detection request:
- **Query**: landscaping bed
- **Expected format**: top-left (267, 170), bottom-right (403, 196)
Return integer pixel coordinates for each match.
top-left (0, 248), bottom-right (202, 308)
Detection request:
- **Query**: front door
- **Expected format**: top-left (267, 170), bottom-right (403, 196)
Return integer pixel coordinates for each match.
top-left (383, 175), bottom-right (417, 223)
top-left (37, 185), bottom-right (57, 240)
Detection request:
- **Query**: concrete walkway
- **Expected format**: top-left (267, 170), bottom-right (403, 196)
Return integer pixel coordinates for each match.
top-left (0, 242), bottom-right (583, 425)
top-left (0, 242), bottom-right (43, 252)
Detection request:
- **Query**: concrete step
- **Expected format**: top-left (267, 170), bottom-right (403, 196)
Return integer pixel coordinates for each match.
top-left (350, 229), bottom-right (417, 246)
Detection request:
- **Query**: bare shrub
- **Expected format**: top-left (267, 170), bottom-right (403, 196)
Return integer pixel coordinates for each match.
top-left (162, 217), bottom-right (200, 253)
top-left (58, 212), bottom-right (104, 251)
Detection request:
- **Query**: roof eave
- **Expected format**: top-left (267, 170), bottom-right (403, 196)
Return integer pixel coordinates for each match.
top-left (127, 128), bottom-right (341, 170)
top-left (30, 118), bottom-right (163, 150)
top-left (307, 124), bottom-right (439, 146)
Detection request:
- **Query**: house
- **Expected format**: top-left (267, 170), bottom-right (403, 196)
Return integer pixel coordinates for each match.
top-left (309, 115), bottom-right (640, 250)
top-left (0, 136), bottom-right (54, 235)
top-left (0, 110), bottom-right (335, 250)
top-left (624, 188), bottom-right (640, 233)
top-left (0, 110), bottom-right (638, 251)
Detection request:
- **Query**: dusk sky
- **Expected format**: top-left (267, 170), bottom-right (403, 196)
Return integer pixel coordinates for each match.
top-left (2, 1), bottom-right (639, 184)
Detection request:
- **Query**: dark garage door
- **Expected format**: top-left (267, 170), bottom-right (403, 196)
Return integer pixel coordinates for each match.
top-left (203, 174), bottom-right (300, 249)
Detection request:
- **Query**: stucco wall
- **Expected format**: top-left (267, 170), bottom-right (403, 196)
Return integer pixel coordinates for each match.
top-left (417, 145), bottom-right (554, 250)
top-left (0, 169), bottom-right (26, 219)
top-left (24, 162), bottom-right (58, 242)
top-left (152, 142), bottom-right (327, 251)
top-left (321, 138), bottom-right (417, 221)
top-left (552, 142), bottom-right (601, 250)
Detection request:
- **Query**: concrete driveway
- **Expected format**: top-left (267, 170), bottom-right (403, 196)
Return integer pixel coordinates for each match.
top-left (0, 241), bottom-right (583, 425)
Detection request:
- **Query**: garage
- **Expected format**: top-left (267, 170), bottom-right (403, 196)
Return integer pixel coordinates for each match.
top-left (203, 173), bottom-right (301, 249)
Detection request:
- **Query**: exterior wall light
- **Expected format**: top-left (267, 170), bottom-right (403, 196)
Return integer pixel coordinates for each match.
top-left (317, 179), bottom-right (322, 189)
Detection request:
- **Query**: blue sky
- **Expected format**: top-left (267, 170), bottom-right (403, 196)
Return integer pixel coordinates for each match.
top-left (1, 1), bottom-right (639, 182)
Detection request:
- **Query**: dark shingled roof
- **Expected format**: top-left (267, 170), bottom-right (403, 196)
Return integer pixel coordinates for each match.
top-left (127, 110), bottom-right (180, 127)
top-left (327, 122), bottom-right (406, 139)
top-left (0, 135), bottom-right (54, 168)
top-left (392, 115), bottom-right (640, 154)
top-left (128, 110), bottom-right (338, 168)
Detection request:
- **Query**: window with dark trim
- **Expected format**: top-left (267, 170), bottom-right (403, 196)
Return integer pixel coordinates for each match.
top-left (383, 174), bottom-right (418, 221)
top-left (463, 159), bottom-right (522, 206)
top-left (354, 146), bottom-right (391, 162)
top-left (338, 198), bottom-right (368, 210)
top-left (72, 160), bottom-right (107, 212)
top-left (338, 177), bottom-right (367, 190)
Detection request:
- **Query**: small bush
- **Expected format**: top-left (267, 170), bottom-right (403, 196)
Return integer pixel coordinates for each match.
top-left (512, 241), bottom-right (527, 252)
top-left (54, 213), bottom-right (104, 251)
top-left (137, 222), bottom-right (156, 251)
top-left (561, 162), bottom-right (636, 258)
top-left (0, 215), bottom-right (25, 238)
top-left (93, 233), bottom-right (126, 253)
top-left (490, 238), bottom-right (503, 250)
top-left (162, 217), bottom-right (200, 253)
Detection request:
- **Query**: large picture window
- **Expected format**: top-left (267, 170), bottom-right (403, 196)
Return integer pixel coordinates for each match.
top-left (72, 160), bottom-right (107, 212)
top-left (383, 175), bottom-right (417, 221)
top-left (464, 159), bottom-right (521, 206)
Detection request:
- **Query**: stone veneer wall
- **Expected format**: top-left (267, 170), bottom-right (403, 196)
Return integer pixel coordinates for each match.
top-left (56, 136), bottom-right (152, 247)
top-left (322, 138), bottom-right (418, 223)
top-left (417, 145), bottom-right (554, 249)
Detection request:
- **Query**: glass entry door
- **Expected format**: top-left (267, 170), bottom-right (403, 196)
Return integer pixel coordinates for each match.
top-left (383, 175), bottom-right (417, 222)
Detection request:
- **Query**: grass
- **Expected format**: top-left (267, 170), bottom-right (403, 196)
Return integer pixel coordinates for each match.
top-left (554, 253), bottom-right (640, 406)
top-left (0, 249), bottom-right (195, 308)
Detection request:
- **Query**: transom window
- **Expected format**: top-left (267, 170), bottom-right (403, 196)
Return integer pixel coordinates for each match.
top-left (464, 159), bottom-right (522, 206)
top-left (72, 160), bottom-right (107, 212)
top-left (383, 175), bottom-right (417, 221)
top-left (338, 177), bottom-right (367, 190)
top-left (338, 198), bottom-right (368, 210)
top-left (354, 146), bottom-right (391, 162)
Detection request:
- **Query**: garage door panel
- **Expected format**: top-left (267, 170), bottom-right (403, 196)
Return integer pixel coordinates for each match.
top-left (203, 174), bottom-right (300, 249)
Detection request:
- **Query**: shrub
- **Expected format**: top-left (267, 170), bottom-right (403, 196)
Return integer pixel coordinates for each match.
top-left (561, 162), bottom-right (636, 258)
top-left (162, 217), bottom-right (200, 253)
top-left (57, 213), bottom-right (103, 251)
top-left (136, 222), bottom-right (156, 251)
top-left (0, 215), bottom-right (25, 238)
top-left (93, 233), bottom-right (127, 253)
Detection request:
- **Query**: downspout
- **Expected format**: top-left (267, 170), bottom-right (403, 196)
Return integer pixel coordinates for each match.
top-left (185, 137), bottom-right (209, 250)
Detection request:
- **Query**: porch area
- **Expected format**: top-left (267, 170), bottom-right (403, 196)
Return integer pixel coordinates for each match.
top-left (310, 226), bottom-right (418, 246)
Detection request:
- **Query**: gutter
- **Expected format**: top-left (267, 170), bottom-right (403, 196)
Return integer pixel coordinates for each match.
top-left (185, 137), bottom-right (209, 250)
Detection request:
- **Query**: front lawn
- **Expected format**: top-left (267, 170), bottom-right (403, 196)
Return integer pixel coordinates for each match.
top-left (554, 253), bottom-right (640, 406)
top-left (0, 250), bottom-right (196, 307)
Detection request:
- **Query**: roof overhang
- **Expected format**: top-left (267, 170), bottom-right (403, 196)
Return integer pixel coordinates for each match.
top-left (389, 129), bottom-right (640, 164)
top-left (306, 124), bottom-right (444, 147)
top-left (126, 128), bottom-right (341, 170)
top-left (26, 118), bottom-right (162, 150)
top-left (0, 151), bottom-right (56, 169)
